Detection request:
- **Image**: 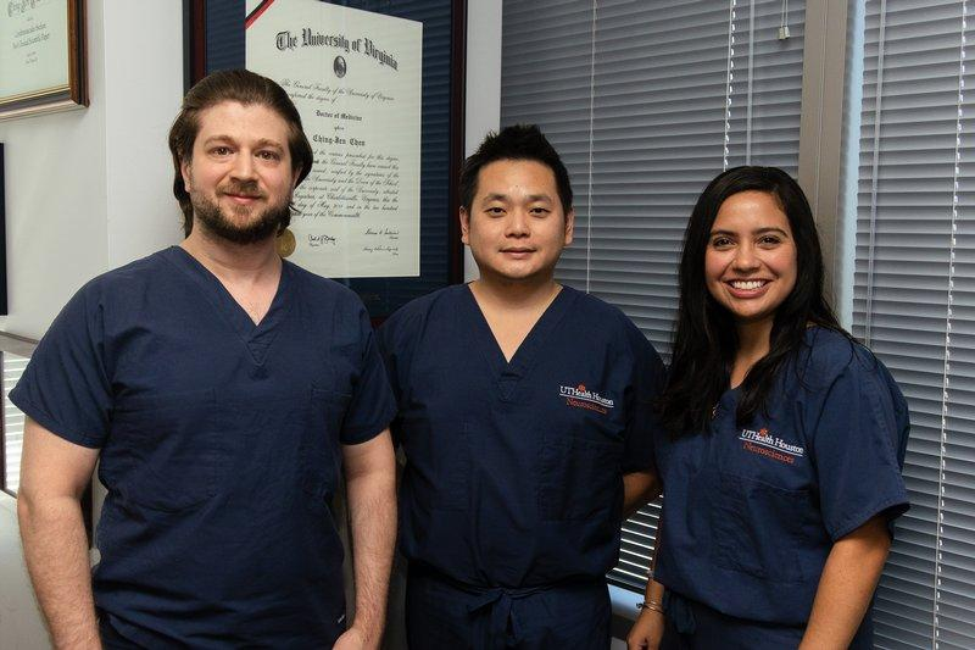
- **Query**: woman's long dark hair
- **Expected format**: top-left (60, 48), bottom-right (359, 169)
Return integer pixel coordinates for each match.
top-left (658, 166), bottom-right (847, 436)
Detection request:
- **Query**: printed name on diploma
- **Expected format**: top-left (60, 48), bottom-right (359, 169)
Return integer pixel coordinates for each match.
top-left (314, 134), bottom-right (366, 147)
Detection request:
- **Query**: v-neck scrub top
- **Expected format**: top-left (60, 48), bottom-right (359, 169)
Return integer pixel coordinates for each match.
top-left (11, 247), bottom-right (396, 648)
top-left (652, 328), bottom-right (910, 648)
top-left (378, 284), bottom-right (666, 588)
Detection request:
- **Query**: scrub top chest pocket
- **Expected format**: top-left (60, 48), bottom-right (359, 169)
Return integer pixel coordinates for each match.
top-left (711, 414), bottom-right (814, 584)
top-left (107, 389), bottom-right (221, 512)
top-left (537, 385), bottom-right (626, 522)
top-left (711, 470), bottom-right (811, 583)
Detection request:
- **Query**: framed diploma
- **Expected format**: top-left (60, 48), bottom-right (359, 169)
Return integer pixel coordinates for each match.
top-left (0, 0), bottom-right (89, 120)
top-left (186, 0), bottom-right (466, 320)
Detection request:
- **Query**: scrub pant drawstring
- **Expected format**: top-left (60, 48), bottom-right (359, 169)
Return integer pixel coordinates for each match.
top-left (467, 584), bottom-right (551, 648)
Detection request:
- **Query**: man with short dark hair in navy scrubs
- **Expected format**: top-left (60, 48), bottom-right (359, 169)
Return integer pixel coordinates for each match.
top-left (378, 124), bottom-right (666, 649)
top-left (13, 69), bottom-right (397, 649)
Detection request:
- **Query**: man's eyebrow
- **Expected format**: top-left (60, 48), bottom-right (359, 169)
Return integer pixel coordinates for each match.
top-left (201, 136), bottom-right (284, 150)
top-left (253, 138), bottom-right (285, 150)
top-left (479, 193), bottom-right (553, 203)
top-left (202, 135), bottom-right (235, 146)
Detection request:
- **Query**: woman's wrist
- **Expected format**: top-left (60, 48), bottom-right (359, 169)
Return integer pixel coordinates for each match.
top-left (639, 577), bottom-right (666, 617)
top-left (637, 599), bottom-right (665, 615)
top-left (646, 578), bottom-right (665, 601)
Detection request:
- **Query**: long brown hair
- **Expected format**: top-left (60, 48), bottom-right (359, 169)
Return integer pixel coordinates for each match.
top-left (658, 166), bottom-right (848, 436)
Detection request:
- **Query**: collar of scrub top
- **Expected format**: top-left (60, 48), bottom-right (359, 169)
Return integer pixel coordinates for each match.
top-left (461, 284), bottom-right (577, 403)
top-left (164, 246), bottom-right (294, 367)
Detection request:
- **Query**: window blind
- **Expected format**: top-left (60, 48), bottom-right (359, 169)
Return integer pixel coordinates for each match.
top-left (854, 1), bottom-right (975, 647)
top-left (501, 0), bottom-right (806, 591)
top-left (2, 353), bottom-right (29, 495)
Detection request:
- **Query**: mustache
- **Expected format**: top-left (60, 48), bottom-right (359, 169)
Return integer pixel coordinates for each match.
top-left (220, 181), bottom-right (264, 198)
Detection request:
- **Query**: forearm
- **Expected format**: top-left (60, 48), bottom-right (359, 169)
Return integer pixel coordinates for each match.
top-left (627, 515), bottom-right (666, 649)
top-left (345, 458), bottom-right (397, 647)
top-left (643, 512), bottom-right (666, 606)
top-left (800, 518), bottom-right (891, 649)
top-left (623, 470), bottom-right (660, 519)
top-left (18, 493), bottom-right (100, 650)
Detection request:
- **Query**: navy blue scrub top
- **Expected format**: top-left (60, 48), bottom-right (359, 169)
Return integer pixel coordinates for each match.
top-left (377, 284), bottom-right (666, 588)
top-left (653, 327), bottom-right (910, 644)
top-left (12, 247), bottom-right (396, 648)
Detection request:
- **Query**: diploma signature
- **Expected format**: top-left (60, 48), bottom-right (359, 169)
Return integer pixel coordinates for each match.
top-left (308, 234), bottom-right (338, 247)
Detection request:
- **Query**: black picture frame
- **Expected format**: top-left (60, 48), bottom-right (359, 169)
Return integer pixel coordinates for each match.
top-left (184, 0), bottom-right (466, 321)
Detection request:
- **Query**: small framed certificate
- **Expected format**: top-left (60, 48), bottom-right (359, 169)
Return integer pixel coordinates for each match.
top-left (0, 0), bottom-right (89, 120)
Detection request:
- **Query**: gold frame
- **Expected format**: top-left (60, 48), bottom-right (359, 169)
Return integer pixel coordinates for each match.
top-left (0, 0), bottom-right (88, 120)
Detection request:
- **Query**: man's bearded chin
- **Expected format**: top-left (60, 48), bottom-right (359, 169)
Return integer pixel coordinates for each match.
top-left (191, 191), bottom-right (292, 245)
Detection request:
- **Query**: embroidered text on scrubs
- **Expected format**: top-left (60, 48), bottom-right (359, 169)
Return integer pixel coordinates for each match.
top-left (739, 427), bottom-right (804, 464)
top-left (560, 384), bottom-right (614, 407)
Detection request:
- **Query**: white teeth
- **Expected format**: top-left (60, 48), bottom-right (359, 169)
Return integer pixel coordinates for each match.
top-left (731, 280), bottom-right (766, 290)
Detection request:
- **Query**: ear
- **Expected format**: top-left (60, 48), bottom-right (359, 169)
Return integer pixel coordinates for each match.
top-left (180, 158), bottom-right (193, 193)
top-left (291, 163), bottom-right (303, 192)
top-left (563, 208), bottom-right (575, 246)
top-left (460, 207), bottom-right (471, 246)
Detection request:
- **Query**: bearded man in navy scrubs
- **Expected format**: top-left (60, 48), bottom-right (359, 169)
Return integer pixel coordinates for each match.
top-left (378, 125), bottom-right (666, 649)
top-left (14, 70), bottom-right (397, 649)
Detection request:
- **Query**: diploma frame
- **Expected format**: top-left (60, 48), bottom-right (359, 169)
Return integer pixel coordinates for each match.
top-left (0, 0), bottom-right (89, 120)
top-left (184, 0), bottom-right (466, 320)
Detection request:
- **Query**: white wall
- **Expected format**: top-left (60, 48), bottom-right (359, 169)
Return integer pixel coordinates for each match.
top-left (462, 0), bottom-right (502, 281)
top-left (0, 497), bottom-right (46, 650)
top-left (0, 1), bottom-right (183, 646)
top-left (0, 0), bottom-right (109, 339)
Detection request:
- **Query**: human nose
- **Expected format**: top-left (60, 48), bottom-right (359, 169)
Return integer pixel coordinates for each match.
top-left (505, 209), bottom-right (530, 237)
top-left (230, 152), bottom-right (257, 180)
top-left (732, 243), bottom-right (759, 271)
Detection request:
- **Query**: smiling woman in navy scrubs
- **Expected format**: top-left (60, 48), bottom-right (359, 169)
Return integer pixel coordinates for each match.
top-left (628, 167), bottom-right (910, 650)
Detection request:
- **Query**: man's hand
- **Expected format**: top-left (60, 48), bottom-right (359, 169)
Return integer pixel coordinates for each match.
top-left (332, 625), bottom-right (368, 650)
top-left (18, 417), bottom-right (101, 649)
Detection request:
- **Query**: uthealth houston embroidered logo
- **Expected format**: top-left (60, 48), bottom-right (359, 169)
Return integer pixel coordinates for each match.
top-left (560, 384), bottom-right (615, 415)
top-left (739, 427), bottom-right (805, 465)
